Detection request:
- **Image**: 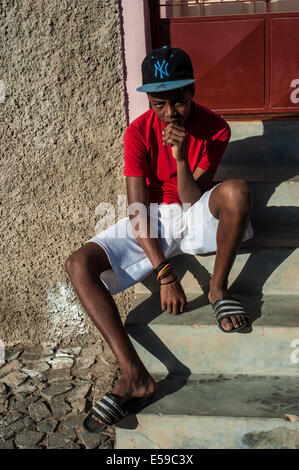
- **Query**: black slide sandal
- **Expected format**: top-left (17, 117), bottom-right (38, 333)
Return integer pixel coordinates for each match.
top-left (209, 296), bottom-right (251, 333)
top-left (83, 392), bottom-right (128, 433)
top-left (83, 392), bottom-right (155, 433)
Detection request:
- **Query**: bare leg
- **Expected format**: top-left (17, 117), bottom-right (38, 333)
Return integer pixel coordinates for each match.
top-left (207, 179), bottom-right (252, 332)
top-left (65, 242), bottom-right (156, 424)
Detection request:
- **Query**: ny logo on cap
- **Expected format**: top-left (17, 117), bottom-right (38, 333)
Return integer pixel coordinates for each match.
top-left (154, 60), bottom-right (169, 79)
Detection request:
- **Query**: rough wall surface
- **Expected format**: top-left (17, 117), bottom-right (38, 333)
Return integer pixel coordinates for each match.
top-left (1, 0), bottom-right (133, 346)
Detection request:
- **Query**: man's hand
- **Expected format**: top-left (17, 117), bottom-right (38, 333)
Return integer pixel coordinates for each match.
top-left (162, 123), bottom-right (187, 162)
top-left (160, 272), bottom-right (188, 314)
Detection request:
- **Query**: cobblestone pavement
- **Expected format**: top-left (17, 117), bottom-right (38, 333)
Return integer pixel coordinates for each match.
top-left (0, 343), bottom-right (120, 449)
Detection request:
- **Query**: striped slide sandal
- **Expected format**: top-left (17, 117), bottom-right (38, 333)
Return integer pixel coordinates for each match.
top-left (83, 392), bottom-right (155, 433)
top-left (209, 296), bottom-right (251, 333)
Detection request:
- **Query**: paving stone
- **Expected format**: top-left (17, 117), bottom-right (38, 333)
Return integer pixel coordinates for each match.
top-left (80, 431), bottom-right (107, 449)
top-left (67, 383), bottom-right (91, 402)
top-left (4, 349), bottom-right (24, 362)
top-left (36, 417), bottom-right (58, 433)
top-left (65, 443), bottom-right (82, 449)
top-left (21, 445), bottom-right (44, 449)
top-left (0, 393), bottom-right (7, 405)
top-left (14, 382), bottom-right (37, 395)
top-left (55, 352), bottom-right (73, 358)
top-left (47, 428), bottom-right (77, 449)
top-left (48, 357), bottom-right (73, 370)
top-left (0, 416), bottom-right (34, 440)
top-left (98, 439), bottom-right (114, 449)
top-left (0, 411), bottom-right (23, 428)
top-left (0, 360), bottom-right (23, 377)
top-left (41, 383), bottom-right (73, 400)
top-left (20, 352), bottom-right (40, 363)
top-left (71, 399), bottom-right (86, 413)
top-left (23, 355), bottom-right (53, 363)
top-left (40, 352), bottom-right (55, 359)
top-left (49, 397), bottom-right (72, 419)
top-left (0, 438), bottom-right (15, 449)
top-left (73, 357), bottom-right (95, 370)
top-left (74, 369), bottom-right (92, 381)
top-left (45, 369), bottom-right (72, 383)
top-left (82, 344), bottom-right (102, 359)
top-left (22, 362), bottom-right (50, 377)
top-left (0, 371), bottom-right (28, 387)
top-left (28, 400), bottom-right (52, 422)
top-left (56, 347), bottom-right (82, 357)
top-left (62, 413), bottom-right (85, 429)
top-left (9, 395), bottom-right (39, 413)
top-left (15, 430), bottom-right (45, 449)
top-left (30, 375), bottom-right (46, 386)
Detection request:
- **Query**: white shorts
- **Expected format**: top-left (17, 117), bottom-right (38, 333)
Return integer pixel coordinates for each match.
top-left (83, 183), bottom-right (254, 295)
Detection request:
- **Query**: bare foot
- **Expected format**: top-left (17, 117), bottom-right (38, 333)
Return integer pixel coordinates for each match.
top-left (92, 370), bottom-right (156, 426)
top-left (208, 288), bottom-right (247, 332)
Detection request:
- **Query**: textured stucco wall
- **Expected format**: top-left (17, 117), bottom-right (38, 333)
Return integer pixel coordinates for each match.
top-left (1, 0), bottom-right (134, 346)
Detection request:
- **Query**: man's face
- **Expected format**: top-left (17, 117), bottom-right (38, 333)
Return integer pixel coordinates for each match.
top-left (147, 88), bottom-right (194, 127)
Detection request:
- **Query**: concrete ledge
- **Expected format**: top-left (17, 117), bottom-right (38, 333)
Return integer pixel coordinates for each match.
top-left (115, 414), bottom-right (299, 449)
top-left (134, 248), bottom-right (299, 295)
top-left (214, 165), bottom-right (299, 182)
top-left (126, 294), bottom-right (299, 327)
top-left (138, 374), bottom-right (299, 419)
top-left (128, 322), bottom-right (299, 376)
top-left (125, 294), bottom-right (299, 377)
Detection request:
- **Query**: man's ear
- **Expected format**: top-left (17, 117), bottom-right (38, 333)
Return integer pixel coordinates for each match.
top-left (147, 93), bottom-right (152, 109)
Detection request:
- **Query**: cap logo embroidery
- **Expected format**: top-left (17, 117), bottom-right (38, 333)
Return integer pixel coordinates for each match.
top-left (154, 60), bottom-right (169, 79)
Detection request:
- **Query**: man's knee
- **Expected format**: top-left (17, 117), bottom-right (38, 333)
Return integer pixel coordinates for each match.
top-left (65, 250), bottom-right (85, 278)
top-left (65, 243), bottom-right (110, 278)
top-left (220, 178), bottom-right (251, 209)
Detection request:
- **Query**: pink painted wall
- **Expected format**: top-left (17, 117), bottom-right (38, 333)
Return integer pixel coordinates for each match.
top-left (121, 0), bottom-right (152, 123)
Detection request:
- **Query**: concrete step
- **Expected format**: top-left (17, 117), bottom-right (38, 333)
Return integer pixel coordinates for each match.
top-left (125, 294), bottom-right (299, 377)
top-left (214, 165), bottom-right (299, 182)
top-left (135, 246), bottom-right (299, 295)
top-left (224, 120), bottom-right (299, 166)
top-left (116, 414), bottom-right (299, 449)
top-left (133, 374), bottom-right (299, 419)
top-left (242, 225), bottom-right (299, 248)
top-left (115, 374), bottom-right (299, 448)
top-left (214, 181), bottom-right (299, 225)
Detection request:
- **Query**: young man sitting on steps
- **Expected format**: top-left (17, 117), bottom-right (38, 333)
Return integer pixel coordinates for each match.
top-left (65, 46), bottom-right (254, 432)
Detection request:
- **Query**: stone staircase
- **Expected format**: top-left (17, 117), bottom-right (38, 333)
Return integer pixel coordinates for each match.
top-left (115, 120), bottom-right (299, 449)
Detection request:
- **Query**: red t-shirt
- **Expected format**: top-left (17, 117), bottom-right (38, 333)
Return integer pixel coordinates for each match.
top-left (123, 101), bottom-right (231, 206)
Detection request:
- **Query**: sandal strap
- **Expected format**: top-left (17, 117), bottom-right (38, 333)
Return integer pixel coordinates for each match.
top-left (91, 393), bottom-right (127, 425)
top-left (212, 297), bottom-right (250, 324)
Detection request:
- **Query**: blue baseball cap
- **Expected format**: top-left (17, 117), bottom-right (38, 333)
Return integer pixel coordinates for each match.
top-left (136, 46), bottom-right (195, 93)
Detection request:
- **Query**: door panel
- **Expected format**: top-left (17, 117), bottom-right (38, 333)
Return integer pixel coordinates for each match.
top-left (168, 18), bottom-right (265, 111)
top-left (270, 17), bottom-right (299, 110)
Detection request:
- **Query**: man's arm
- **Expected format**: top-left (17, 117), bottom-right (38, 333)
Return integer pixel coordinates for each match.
top-left (162, 123), bottom-right (205, 206)
top-left (163, 122), bottom-right (229, 205)
top-left (126, 176), bottom-right (175, 274)
top-left (126, 176), bottom-right (187, 314)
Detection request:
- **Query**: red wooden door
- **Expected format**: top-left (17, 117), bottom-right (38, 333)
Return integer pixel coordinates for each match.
top-left (151, 1), bottom-right (299, 116)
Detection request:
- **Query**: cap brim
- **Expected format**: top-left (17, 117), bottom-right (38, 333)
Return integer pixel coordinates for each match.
top-left (136, 79), bottom-right (195, 93)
